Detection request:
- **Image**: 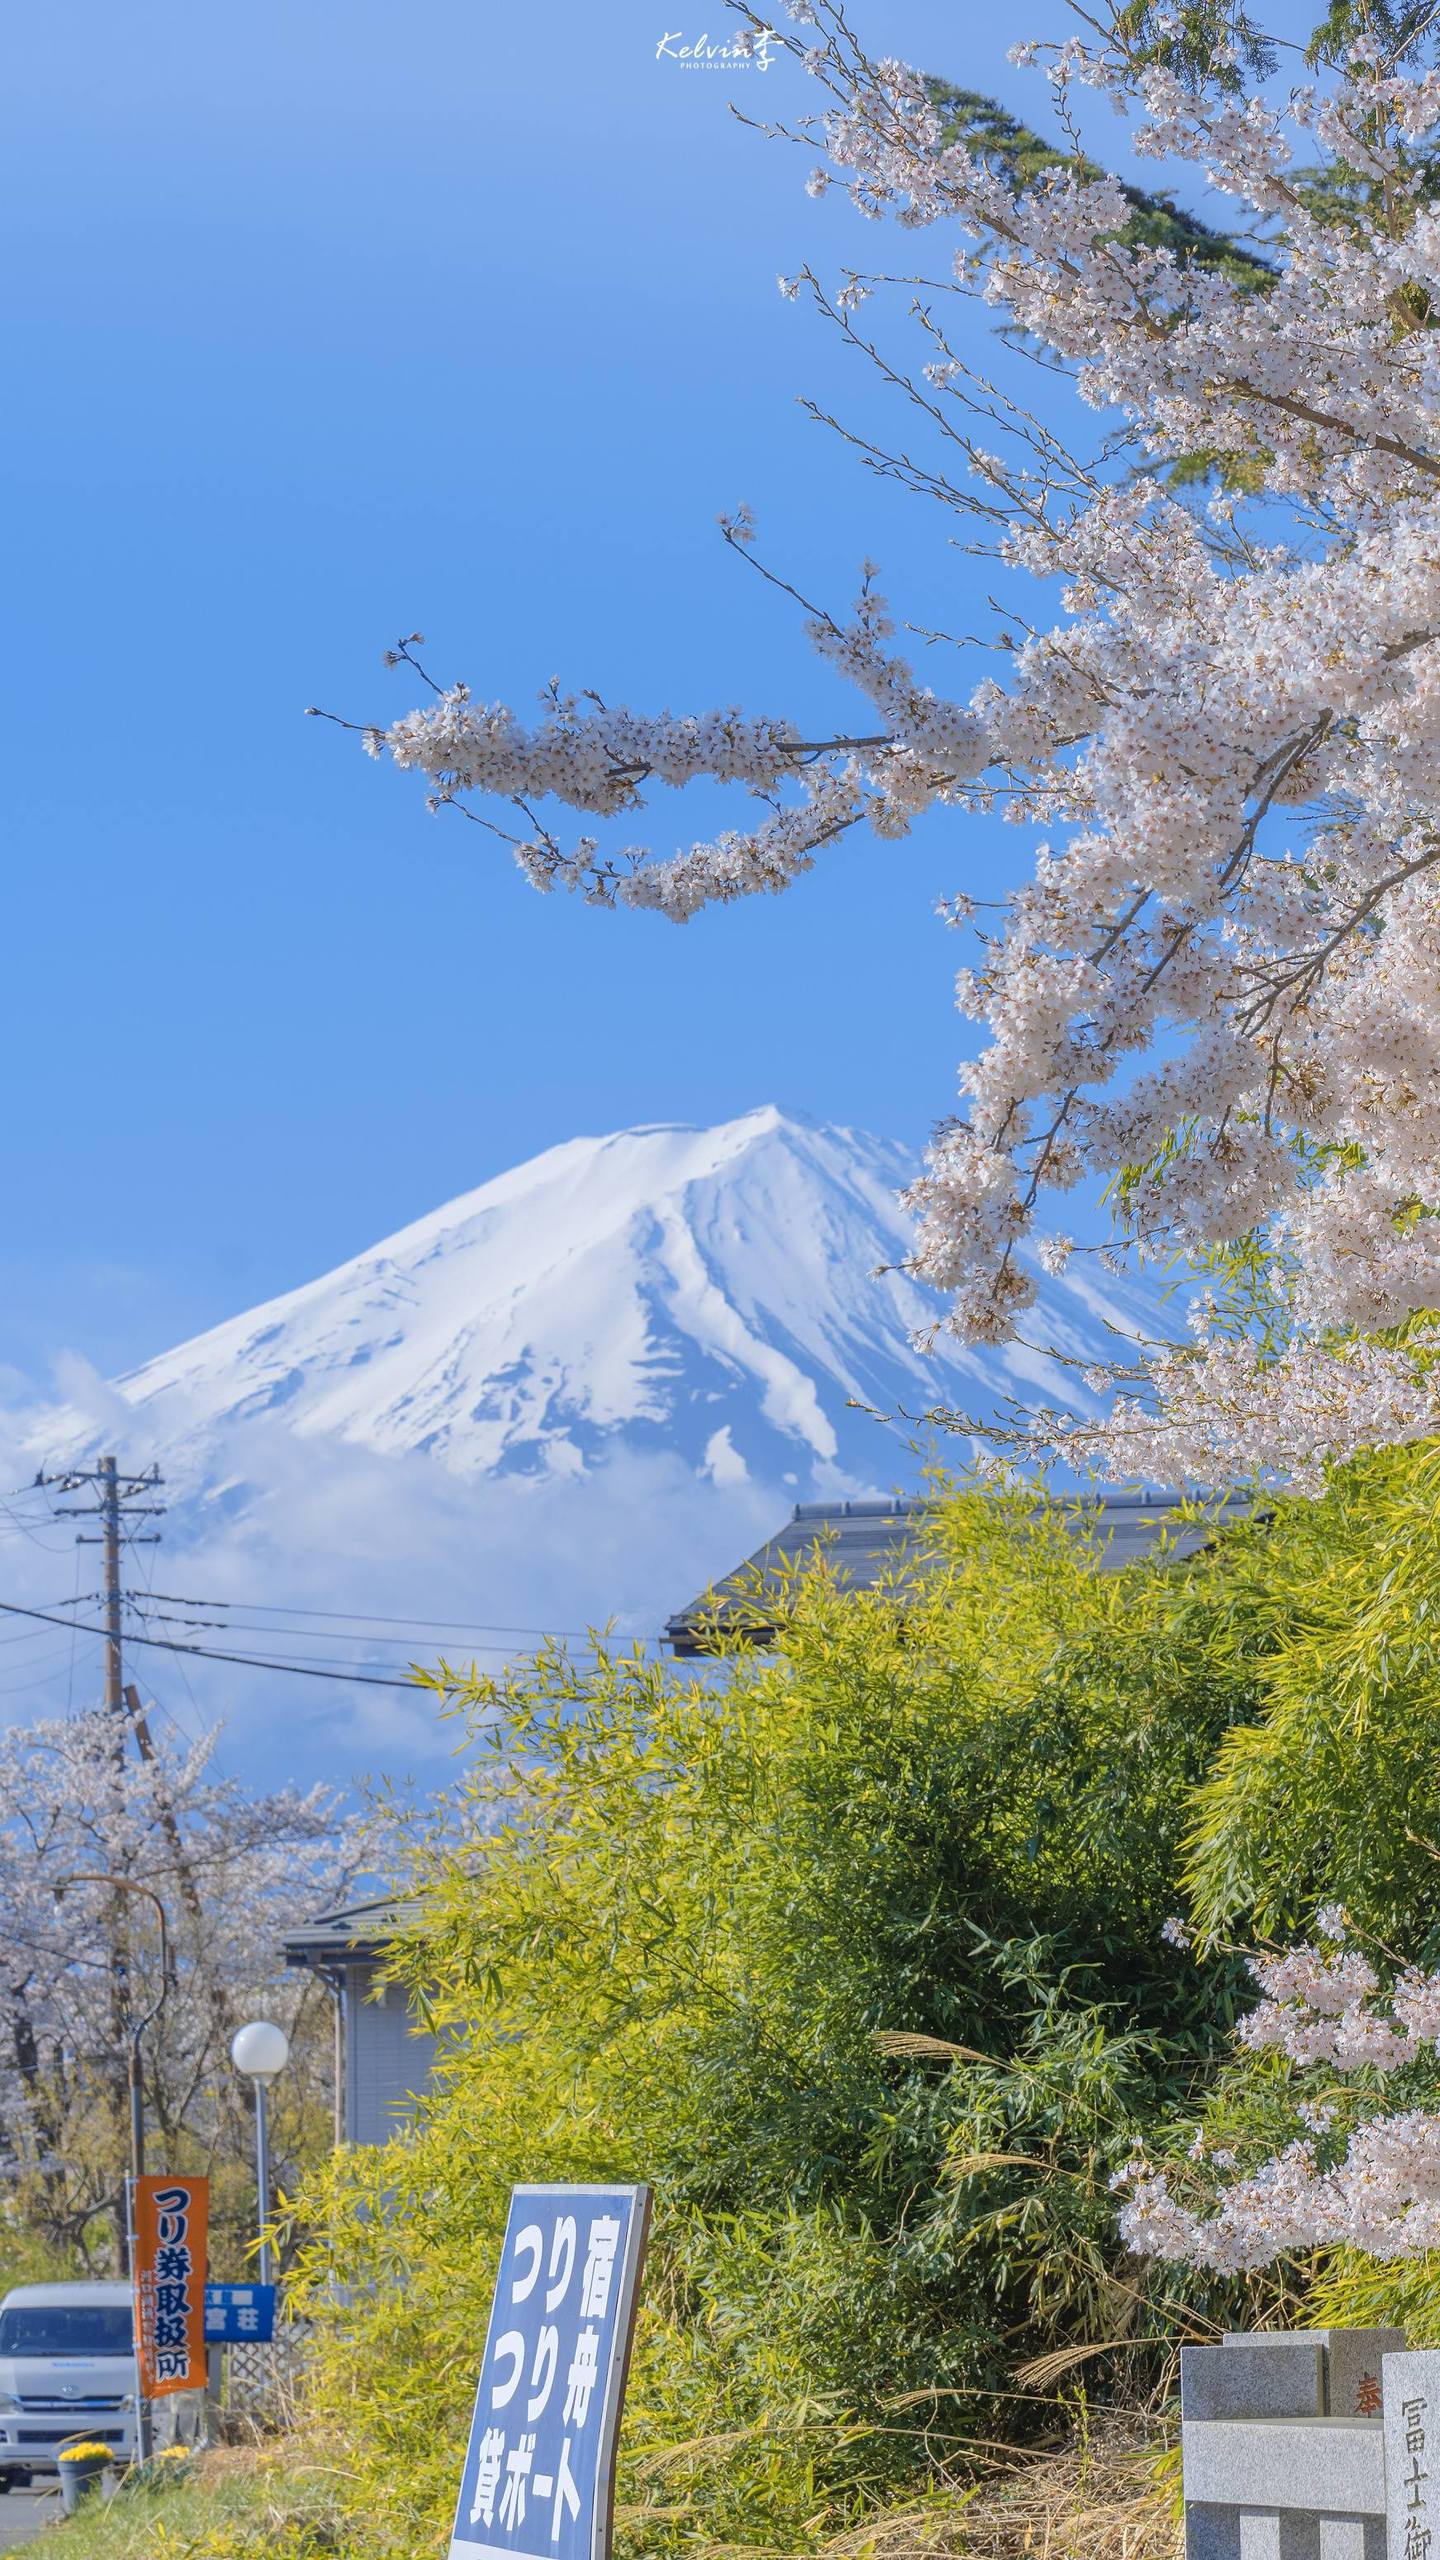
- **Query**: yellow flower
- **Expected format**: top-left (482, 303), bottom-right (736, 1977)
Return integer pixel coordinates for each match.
top-left (57, 2442), bottom-right (114, 2464)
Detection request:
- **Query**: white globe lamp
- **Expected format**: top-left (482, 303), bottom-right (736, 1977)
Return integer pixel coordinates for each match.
top-left (231, 2020), bottom-right (291, 2283)
top-left (230, 2020), bottom-right (290, 2084)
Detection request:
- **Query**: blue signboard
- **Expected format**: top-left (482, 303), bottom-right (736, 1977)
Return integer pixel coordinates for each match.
top-left (450, 2185), bottom-right (650, 2560)
top-left (203, 2283), bottom-right (276, 2343)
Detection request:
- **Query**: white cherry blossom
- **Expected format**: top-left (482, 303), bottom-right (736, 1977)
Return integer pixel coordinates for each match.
top-left (1118, 1928), bottom-right (1440, 2268)
top-left (348, 6), bottom-right (1440, 1485)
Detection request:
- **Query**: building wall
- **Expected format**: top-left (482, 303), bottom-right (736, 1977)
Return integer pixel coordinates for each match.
top-left (344, 1960), bottom-right (439, 2144)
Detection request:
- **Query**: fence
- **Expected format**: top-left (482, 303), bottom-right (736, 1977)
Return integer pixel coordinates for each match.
top-left (1180, 2327), bottom-right (1435, 2560)
top-left (207, 2326), bottom-right (309, 2439)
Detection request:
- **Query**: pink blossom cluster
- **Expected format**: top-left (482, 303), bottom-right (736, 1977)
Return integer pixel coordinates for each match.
top-left (1117, 1931), bottom-right (1440, 2269)
top-left (360, 4), bottom-right (1440, 1483)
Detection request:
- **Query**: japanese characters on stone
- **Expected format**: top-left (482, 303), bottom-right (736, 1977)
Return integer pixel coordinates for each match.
top-left (1399, 2394), bottom-right (1430, 2560)
top-left (1385, 2351), bottom-right (1440, 2560)
top-left (451, 2185), bottom-right (650, 2560)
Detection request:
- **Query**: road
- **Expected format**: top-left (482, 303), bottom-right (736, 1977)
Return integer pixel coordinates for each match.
top-left (0, 2482), bottom-right (61, 2548)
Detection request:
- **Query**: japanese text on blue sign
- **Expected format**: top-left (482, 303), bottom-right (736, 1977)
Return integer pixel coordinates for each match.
top-left (450, 2185), bottom-right (649, 2560)
top-left (204, 2284), bottom-right (277, 2344)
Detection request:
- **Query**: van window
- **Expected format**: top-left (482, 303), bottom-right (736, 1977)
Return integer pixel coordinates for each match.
top-left (0, 2306), bottom-right (133, 2357)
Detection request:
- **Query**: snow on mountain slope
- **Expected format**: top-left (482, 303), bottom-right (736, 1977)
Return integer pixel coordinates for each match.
top-left (9, 1109), bottom-right (1150, 1779)
top-left (41, 1106), bottom-right (1134, 1497)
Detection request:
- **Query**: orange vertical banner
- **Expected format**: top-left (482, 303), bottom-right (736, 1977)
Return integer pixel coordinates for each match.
top-left (132, 2175), bottom-right (209, 2397)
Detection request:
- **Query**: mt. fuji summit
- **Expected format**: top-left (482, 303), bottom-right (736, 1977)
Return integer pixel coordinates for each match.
top-left (41, 1106), bottom-right (1132, 1496)
top-left (12, 1109), bottom-right (1143, 1776)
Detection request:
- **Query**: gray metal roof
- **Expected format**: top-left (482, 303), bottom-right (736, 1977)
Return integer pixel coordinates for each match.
top-left (664, 1489), bottom-right (1254, 1655)
top-left (281, 1895), bottom-right (419, 1969)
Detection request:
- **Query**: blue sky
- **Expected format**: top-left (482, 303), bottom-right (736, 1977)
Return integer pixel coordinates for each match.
top-left (1, 0), bottom-right (1208, 1386)
top-left (0, 0), bottom-right (1339, 1780)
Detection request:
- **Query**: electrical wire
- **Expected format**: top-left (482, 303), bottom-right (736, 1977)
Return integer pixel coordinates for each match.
top-left (0, 1593), bottom-right (474, 1691)
top-left (0, 1638), bottom-right (99, 1696)
top-left (66, 1542), bottom-right (80, 1714)
top-left (132, 1618), bottom-right (657, 1671)
top-left (145, 1659), bottom-right (215, 1755)
top-left (0, 1494), bottom-right (75, 1557)
top-left (0, 1456), bottom-right (667, 1718)
top-left (128, 1612), bottom-right (576, 1664)
top-left (123, 1542), bottom-right (214, 1753)
top-left (0, 1611), bottom-right (102, 1650)
top-left (135, 1591), bottom-right (648, 1643)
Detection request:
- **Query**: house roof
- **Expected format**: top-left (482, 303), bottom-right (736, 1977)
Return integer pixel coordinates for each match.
top-left (663, 1489), bottom-right (1253, 1655)
top-left (281, 1895), bottom-right (419, 1970)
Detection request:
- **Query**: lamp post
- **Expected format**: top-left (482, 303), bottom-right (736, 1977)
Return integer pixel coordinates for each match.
top-left (59, 1872), bottom-right (171, 2467)
top-left (230, 2021), bottom-right (290, 2285)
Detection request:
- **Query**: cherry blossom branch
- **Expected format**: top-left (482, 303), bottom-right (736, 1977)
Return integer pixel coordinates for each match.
top-left (327, 1), bottom-right (1440, 1486)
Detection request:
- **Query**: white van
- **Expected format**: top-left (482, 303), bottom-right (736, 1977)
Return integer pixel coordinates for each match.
top-left (0, 2282), bottom-right (137, 2484)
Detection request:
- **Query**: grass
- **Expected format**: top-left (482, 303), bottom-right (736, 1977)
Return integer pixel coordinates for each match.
top-left (950, 2425), bottom-right (1180, 2560)
top-left (14, 2444), bottom-right (351, 2560)
top-left (815, 2421), bottom-right (1181, 2560)
top-left (10, 2419), bottom-right (1180, 2560)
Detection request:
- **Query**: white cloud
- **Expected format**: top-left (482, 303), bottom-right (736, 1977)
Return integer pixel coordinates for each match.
top-left (0, 1395), bottom-right (785, 1795)
top-left (703, 1424), bottom-right (749, 1487)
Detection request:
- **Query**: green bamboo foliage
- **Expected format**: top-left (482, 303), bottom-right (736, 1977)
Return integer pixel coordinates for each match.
top-left (1183, 1444), bottom-right (1440, 1952)
top-left (285, 1461), bottom-right (1440, 2556)
top-left (290, 1485), bottom-right (1284, 2557)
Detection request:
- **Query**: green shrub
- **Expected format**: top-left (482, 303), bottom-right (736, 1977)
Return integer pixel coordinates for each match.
top-left (1029, 1444), bottom-right (1440, 2347)
top-left (293, 1485), bottom-right (1274, 2557)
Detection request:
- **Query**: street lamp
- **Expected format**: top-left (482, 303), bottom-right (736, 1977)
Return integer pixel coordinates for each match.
top-left (230, 2021), bottom-right (290, 2285)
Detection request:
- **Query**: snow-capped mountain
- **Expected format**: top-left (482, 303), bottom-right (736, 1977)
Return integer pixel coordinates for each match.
top-left (9, 1109), bottom-right (1146, 1779)
top-left (38, 1106), bottom-right (1131, 1497)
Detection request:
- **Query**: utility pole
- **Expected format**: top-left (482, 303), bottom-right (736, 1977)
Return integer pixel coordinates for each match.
top-left (101, 1454), bottom-right (123, 1721)
top-left (37, 1458), bottom-right (165, 2271)
top-left (39, 1457), bottom-right (165, 1738)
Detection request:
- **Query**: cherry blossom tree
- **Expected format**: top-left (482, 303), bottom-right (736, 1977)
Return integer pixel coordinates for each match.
top-left (1115, 1913), bottom-right (1440, 2269)
top-left (333, 0), bottom-right (1440, 1488)
top-left (0, 1706), bottom-right (371, 2271)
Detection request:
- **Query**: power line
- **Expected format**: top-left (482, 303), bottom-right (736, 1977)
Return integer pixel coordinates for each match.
top-left (141, 1661), bottom-right (213, 1755)
top-left (0, 1627), bottom-right (96, 1659)
top-left (0, 1594), bottom-right (472, 1693)
top-left (66, 1541), bottom-right (81, 1714)
top-left (0, 1639), bottom-right (95, 1697)
top-left (126, 1605), bottom-right (597, 1663)
top-left (0, 1493), bottom-right (76, 1557)
top-left (3, 1458), bottom-right (664, 1705)
top-left (0, 1608), bottom-right (102, 1648)
top-left (132, 1592), bottom-right (653, 1644)
top-left (119, 1531), bottom-right (212, 1752)
top-left (125, 1602), bottom-right (660, 1664)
